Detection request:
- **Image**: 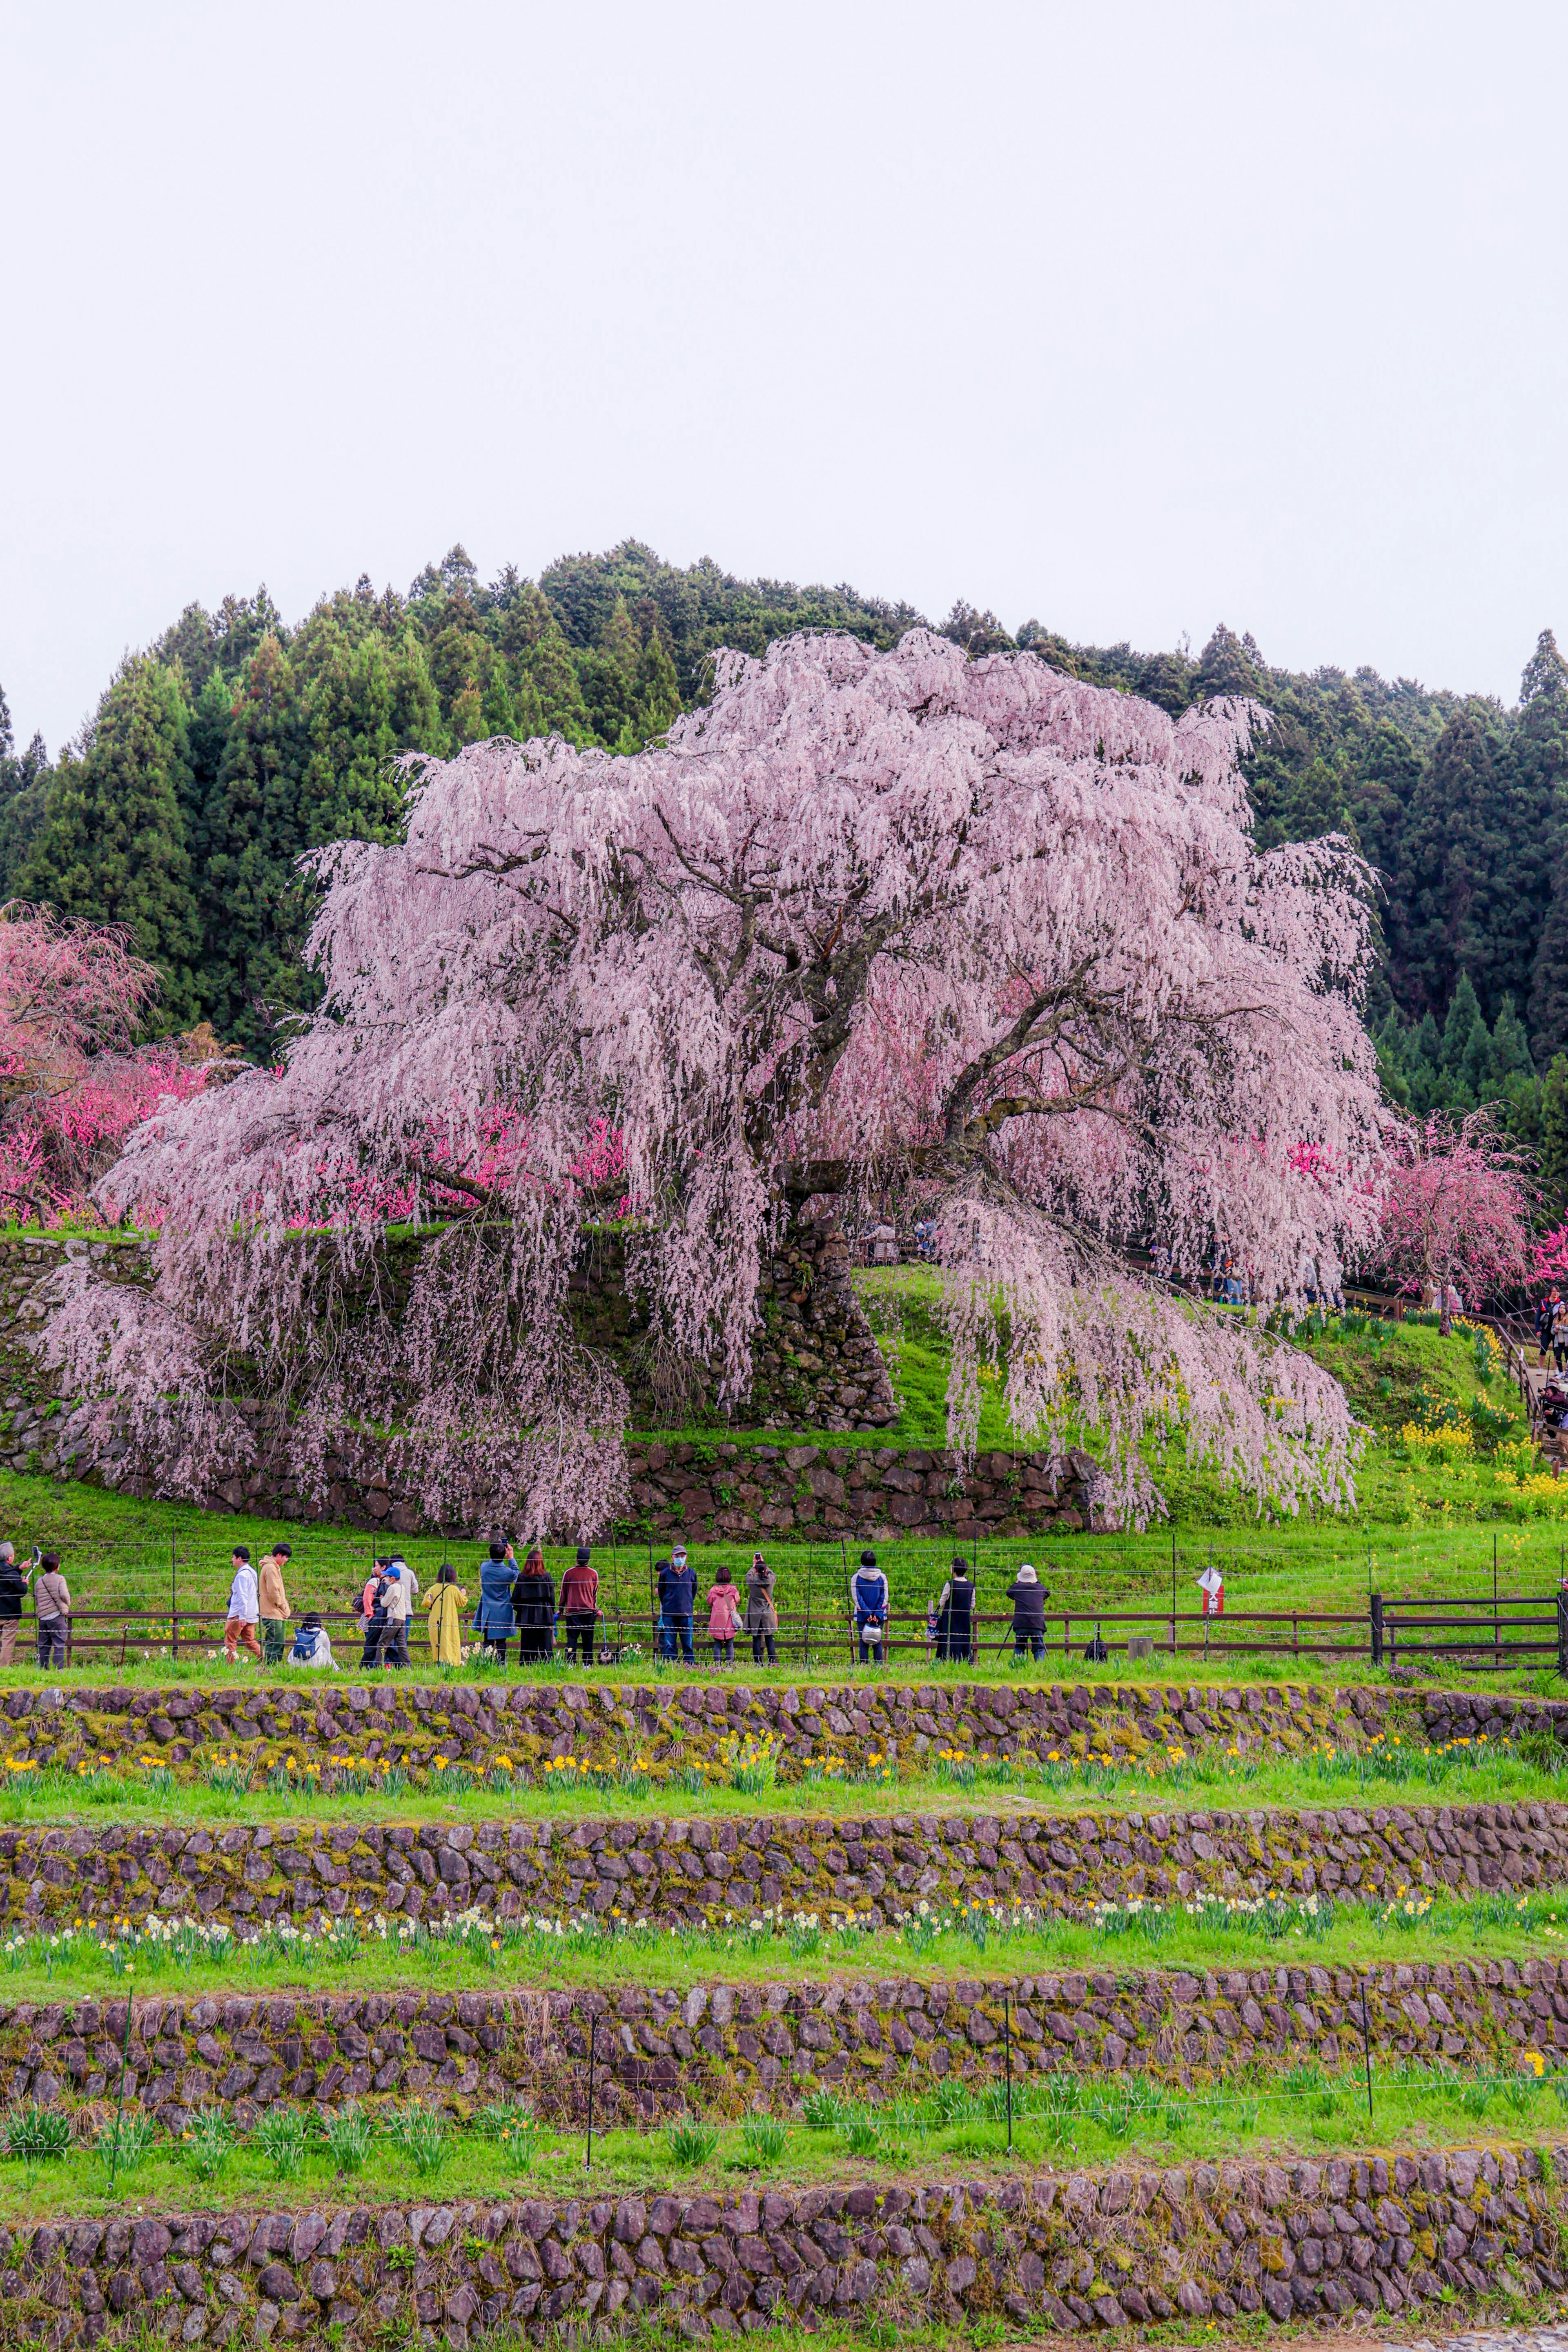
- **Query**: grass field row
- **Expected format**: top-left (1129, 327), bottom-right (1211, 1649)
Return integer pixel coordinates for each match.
top-left (0, 1318), bottom-right (1560, 1625)
top-left (6, 1883), bottom-right (1561, 2002)
top-left (0, 1722), bottom-right (1557, 1827)
top-left (0, 2056), bottom-right (1561, 2224)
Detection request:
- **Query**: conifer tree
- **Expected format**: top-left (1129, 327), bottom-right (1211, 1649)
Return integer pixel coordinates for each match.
top-left (599, 593), bottom-right (642, 680)
top-left (198, 633), bottom-right (304, 1049)
top-left (632, 627), bottom-right (682, 744)
top-left (1488, 994), bottom-right (1534, 1088)
top-left (21, 660), bottom-right (201, 1023)
top-left (1540, 1055), bottom-right (1568, 1225)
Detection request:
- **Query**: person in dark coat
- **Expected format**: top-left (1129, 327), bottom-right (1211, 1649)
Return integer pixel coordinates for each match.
top-left (935, 1556), bottom-right (976, 1663)
top-left (1007, 1561), bottom-right (1047, 1659)
top-left (657, 1545), bottom-right (696, 1664)
top-left (511, 1547), bottom-right (556, 1663)
top-left (0, 1544), bottom-right (30, 1668)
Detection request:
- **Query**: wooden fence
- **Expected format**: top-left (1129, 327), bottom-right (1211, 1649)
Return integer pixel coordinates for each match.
top-left (31, 1591), bottom-right (1568, 1674)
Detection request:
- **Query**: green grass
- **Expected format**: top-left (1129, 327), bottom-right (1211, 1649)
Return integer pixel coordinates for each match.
top-left (0, 2052), bottom-right (1562, 2223)
top-left (7, 1881), bottom-right (1564, 2004)
top-left (0, 1309), bottom-right (1561, 1696)
top-left (0, 1718), bottom-right (1553, 1826)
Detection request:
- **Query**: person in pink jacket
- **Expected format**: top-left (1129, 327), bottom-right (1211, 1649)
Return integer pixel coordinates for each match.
top-left (706, 1565), bottom-right (742, 1665)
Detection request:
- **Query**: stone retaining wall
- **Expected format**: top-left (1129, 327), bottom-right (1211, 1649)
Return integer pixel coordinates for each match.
top-left (2, 1795), bottom-right (1564, 1933)
top-left (0, 1675), bottom-right (1372, 1785)
top-left (9, 1954), bottom-right (1568, 2135)
top-left (2, 1678), bottom-right (1561, 1794)
top-left (0, 1235), bottom-right (1104, 1538)
top-left (10, 2142), bottom-right (1567, 2345)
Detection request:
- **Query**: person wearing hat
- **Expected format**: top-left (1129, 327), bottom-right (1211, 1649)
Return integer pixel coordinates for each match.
top-left (560, 1545), bottom-right (600, 1666)
top-left (1007, 1561), bottom-right (1047, 1659)
top-left (849, 1547), bottom-right (889, 1665)
top-left (380, 1554), bottom-right (419, 1668)
top-left (657, 1544), bottom-right (695, 1664)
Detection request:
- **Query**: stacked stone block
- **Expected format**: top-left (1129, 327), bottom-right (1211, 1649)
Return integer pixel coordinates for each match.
top-left (13, 2142), bottom-right (1568, 2345)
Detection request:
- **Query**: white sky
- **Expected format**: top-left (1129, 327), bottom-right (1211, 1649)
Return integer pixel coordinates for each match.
top-left (2, 0), bottom-right (1564, 752)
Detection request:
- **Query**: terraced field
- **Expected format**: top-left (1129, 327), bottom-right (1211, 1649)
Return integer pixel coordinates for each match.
top-left (2, 1662), bottom-right (1568, 2348)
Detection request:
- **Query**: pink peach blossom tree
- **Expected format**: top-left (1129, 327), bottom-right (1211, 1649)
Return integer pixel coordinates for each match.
top-left (1372, 1111), bottom-right (1533, 1333)
top-left (46, 630), bottom-right (1389, 1530)
top-left (0, 903), bottom-right (217, 1219)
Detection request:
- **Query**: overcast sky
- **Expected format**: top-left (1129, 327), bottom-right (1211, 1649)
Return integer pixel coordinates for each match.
top-left (2, 0), bottom-right (1563, 752)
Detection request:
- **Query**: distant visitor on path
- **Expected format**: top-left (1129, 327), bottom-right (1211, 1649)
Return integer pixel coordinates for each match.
top-left (290, 1611), bottom-right (335, 1668)
top-left (560, 1545), bottom-right (600, 1665)
top-left (850, 1548), bottom-right (889, 1664)
top-left (0, 1543), bottom-right (31, 1668)
top-left (512, 1547), bottom-right (555, 1662)
top-left (424, 1563), bottom-right (468, 1666)
top-left (258, 1542), bottom-right (292, 1665)
top-left (224, 1547), bottom-right (260, 1664)
top-left (745, 1552), bottom-right (777, 1664)
top-left (1008, 1561), bottom-right (1046, 1659)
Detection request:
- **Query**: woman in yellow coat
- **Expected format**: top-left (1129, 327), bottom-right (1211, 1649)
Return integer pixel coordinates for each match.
top-left (423, 1563), bottom-right (469, 1667)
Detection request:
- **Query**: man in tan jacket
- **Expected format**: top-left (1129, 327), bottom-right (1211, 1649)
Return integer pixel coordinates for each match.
top-left (258, 1544), bottom-right (293, 1665)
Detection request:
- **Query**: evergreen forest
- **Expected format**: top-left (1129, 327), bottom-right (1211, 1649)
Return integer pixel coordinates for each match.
top-left (2, 542), bottom-right (1565, 1208)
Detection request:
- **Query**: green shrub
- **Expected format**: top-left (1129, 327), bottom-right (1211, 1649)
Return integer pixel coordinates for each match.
top-left (667, 2120), bottom-right (718, 2166)
top-left (3, 2104), bottom-right (71, 2163)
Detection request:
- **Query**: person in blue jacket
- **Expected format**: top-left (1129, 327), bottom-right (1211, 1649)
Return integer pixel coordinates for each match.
top-left (849, 1548), bottom-right (889, 1664)
top-left (474, 1537), bottom-right (517, 1661)
top-left (657, 1544), bottom-right (696, 1663)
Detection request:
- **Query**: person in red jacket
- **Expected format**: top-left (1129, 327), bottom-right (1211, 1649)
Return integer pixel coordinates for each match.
top-left (560, 1545), bottom-right (600, 1665)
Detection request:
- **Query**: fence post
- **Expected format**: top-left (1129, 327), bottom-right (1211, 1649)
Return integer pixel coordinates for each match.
top-left (171, 1537), bottom-right (178, 1662)
top-left (1370, 1592), bottom-right (1383, 1668)
top-left (1557, 1590), bottom-right (1568, 1680)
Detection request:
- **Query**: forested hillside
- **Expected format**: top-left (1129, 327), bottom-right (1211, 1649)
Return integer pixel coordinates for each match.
top-left (2, 542), bottom-right (1565, 1135)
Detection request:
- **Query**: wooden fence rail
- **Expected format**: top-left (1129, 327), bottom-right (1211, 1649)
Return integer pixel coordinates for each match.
top-left (28, 1592), bottom-right (1568, 1675)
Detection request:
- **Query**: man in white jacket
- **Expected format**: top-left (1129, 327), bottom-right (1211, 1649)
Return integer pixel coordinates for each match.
top-left (379, 1555), bottom-right (419, 1668)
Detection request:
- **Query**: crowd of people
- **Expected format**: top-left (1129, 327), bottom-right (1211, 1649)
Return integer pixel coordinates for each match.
top-left (0, 1529), bottom-right (1176, 1677)
top-left (218, 1538), bottom-right (1086, 1675)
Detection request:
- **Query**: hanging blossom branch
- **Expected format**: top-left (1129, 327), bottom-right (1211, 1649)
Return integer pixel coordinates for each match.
top-left (46, 631), bottom-right (1388, 1529)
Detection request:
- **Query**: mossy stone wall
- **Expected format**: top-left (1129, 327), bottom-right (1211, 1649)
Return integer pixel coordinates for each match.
top-left (0, 1795), bottom-right (1563, 1933)
top-left (0, 1674), bottom-right (1370, 1787)
top-left (11, 2142), bottom-right (1568, 2344)
top-left (6, 1954), bottom-right (1567, 2137)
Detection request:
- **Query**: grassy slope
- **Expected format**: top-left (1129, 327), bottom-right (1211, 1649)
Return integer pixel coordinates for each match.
top-left (0, 1288), bottom-right (1559, 1651)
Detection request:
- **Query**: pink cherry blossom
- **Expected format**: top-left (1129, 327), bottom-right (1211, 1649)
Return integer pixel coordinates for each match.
top-left (47, 631), bottom-right (1390, 1529)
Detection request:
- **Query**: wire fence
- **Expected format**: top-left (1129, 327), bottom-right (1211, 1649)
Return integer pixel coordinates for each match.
top-left (39, 1585), bottom-right (1568, 1675)
top-left (22, 1523), bottom-right (1568, 1614)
